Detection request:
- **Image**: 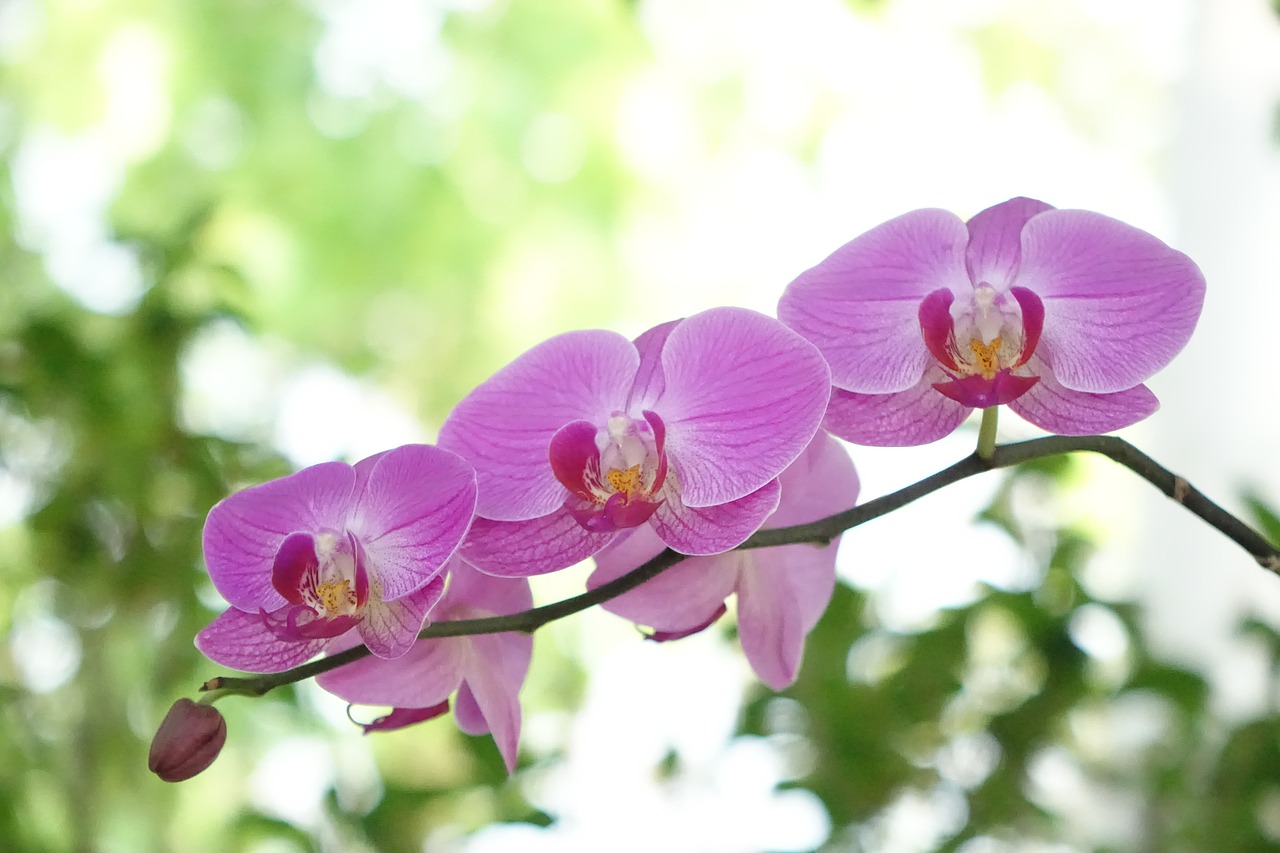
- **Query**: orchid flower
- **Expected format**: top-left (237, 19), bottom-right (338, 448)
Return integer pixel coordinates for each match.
top-left (316, 558), bottom-right (533, 773)
top-left (777, 197), bottom-right (1206, 445)
top-left (195, 444), bottom-right (477, 672)
top-left (587, 431), bottom-right (858, 690)
top-left (438, 307), bottom-right (831, 576)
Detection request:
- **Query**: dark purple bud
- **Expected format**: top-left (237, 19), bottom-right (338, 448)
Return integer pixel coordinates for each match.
top-left (148, 699), bottom-right (227, 782)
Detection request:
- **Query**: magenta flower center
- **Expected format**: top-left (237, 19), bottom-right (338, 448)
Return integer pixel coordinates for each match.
top-left (266, 529), bottom-right (369, 640)
top-left (548, 410), bottom-right (670, 533)
top-left (919, 284), bottom-right (1045, 408)
top-left (595, 414), bottom-right (663, 500)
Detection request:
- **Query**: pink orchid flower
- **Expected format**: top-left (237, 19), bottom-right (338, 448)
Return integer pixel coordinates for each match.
top-left (195, 444), bottom-right (477, 672)
top-left (438, 307), bottom-right (831, 576)
top-left (316, 558), bottom-right (533, 773)
top-left (778, 197), bottom-right (1206, 445)
top-left (588, 431), bottom-right (858, 690)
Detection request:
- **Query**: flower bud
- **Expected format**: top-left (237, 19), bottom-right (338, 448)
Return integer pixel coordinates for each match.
top-left (148, 699), bottom-right (227, 782)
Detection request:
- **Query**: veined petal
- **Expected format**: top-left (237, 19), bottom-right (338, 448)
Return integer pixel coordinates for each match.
top-left (203, 462), bottom-right (356, 612)
top-left (548, 420), bottom-right (604, 504)
top-left (271, 532), bottom-right (319, 606)
top-left (347, 445), bottom-right (477, 601)
top-left (768, 430), bottom-right (860, 529)
top-left (357, 575), bottom-right (447, 660)
top-left (736, 543), bottom-right (837, 690)
top-left (1009, 286), bottom-right (1044, 367)
top-left (195, 607), bottom-right (326, 673)
top-left (1014, 209), bottom-right (1206, 393)
top-left (1008, 364), bottom-right (1159, 434)
top-left (658, 308), bottom-right (829, 507)
top-left (316, 631), bottom-right (466, 709)
top-left (461, 511), bottom-right (614, 577)
top-left (441, 563), bottom-right (532, 773)
top-left (457, 629), bottom-right (531, 773)
top-left (589, 525), bottom-right (740, 631)
top-left (438, 330), bottom-right (639, 521)
top-left (918, 289), bottom-right (959, 371)
top-left (627, 319), bottom-right (680, 412)
top-left (734, 431), bottom-right (856, 689)
top-left (823, 376), bottom-right (971, 446)
top-left (964, 197), bottom-right (1054, 288)
top-left (444, 558), bottom-right (536, 624)
top-left (778, 208), bottom-right (970, 393)
top-left (650, 477), bottom-right (780, 555)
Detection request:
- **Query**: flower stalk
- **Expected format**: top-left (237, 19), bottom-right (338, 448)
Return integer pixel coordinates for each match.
top-left (200, 434), bottom-right (1280, 701)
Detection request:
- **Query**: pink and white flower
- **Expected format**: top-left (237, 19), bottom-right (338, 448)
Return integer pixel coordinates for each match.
top-left (196, 444), bottom-right (477, 672)
top-left (778, 197), bottom-right (1206, 444)
top-left (439, 307), bottom-right (831, 576)
top-left (588, 431), bottom-right (858, 690)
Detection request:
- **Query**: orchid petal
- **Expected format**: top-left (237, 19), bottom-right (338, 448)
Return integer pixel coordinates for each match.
top-left (261, 606), bottom-right (359, 642)
top-left (358, 575), bottom-right (447, 660)
top-left (438, 330), bottom-right (638, 521)
top-left (778, 209), bottom-right (970, 393)
top-left (589, 525), bottom-right (740, 630)
top-left (732, 432), bottom-right (855, 689)
top-left (964, 197), bottom-right (1054, 288)
top-left (657, 308), bottom-right (829, 507)
top-left (736, 542), bottom-right (838, 690)
top-left (650, 476), bottom-right (780, 555)
top-left (569, 491), bottom-right (662, 533)
top-left (1009, 286), bottom-right (1044, 367)
top-left (203, 462), bottom-right (356, 612)
top-left (769, 430), bottom-right (861, 529)
top-left (548, 420), bottom-right (603, 504)
top-left (919, 289), bottom-right (959, 371)
top-left (316, 632), bottom-right (466, 709)
top-left (195, 607), bottom-right (326, 673)
top-left (443, 559), bottom-right (535, 625)
top-left (271, 532), bottom-right (319, 605)
top-left (461, 510), bottom-right (614, 577)
top-left (458, 630), bottom-right (531, 773)
top-left (453, 682), bottom-right (487, 735)
top-left (627, 319), bottom-right (680, 412)
top-left (823, 376), bottom-right (971, 446)
top-left (1015, 209), bottom-right (1206, 392)
top-left (1008, 363), bottom-right (1159, 434)
top-left (346, 445), bottom-right (476, 602)
top-left (647, 605), bottom-right (727, 642)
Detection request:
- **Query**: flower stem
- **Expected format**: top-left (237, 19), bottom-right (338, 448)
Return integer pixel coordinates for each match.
top-left (199, 434), bottom-right (1280, 699)
top-left (976, 406), bottom-right (998, 460)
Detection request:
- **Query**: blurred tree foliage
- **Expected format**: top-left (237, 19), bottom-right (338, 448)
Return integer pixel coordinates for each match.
top-left (740, 459), bottom-right (1280, 852)
top-left (2, 1), bottom-right (1280, 852)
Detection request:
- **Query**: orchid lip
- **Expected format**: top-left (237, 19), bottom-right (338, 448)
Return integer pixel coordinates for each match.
top-left (260, 606), bottom-right (361, 642)
top-left (919, 282), bottom-right (1044, 404)
top-left (549, 410), bottom-right (669, 533)
top-left (932, 371), bottom-right (1040, 408)
top-left (264, 528), bottom-right (372, 642)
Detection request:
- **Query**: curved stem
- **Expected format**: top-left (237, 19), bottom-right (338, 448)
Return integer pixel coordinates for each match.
top-left (202, 435), bottom-right (1280, 699)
